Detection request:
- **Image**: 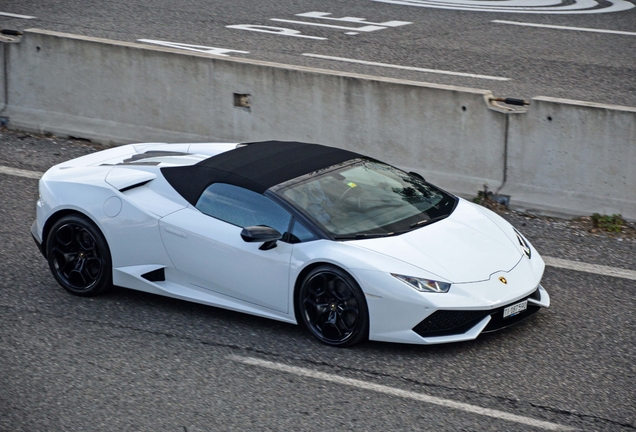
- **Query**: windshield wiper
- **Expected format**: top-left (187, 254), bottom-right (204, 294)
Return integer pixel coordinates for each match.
top-left (409, 215), bottom-right (448, 229)
top-left (334, 232), bottom-right (394, 240)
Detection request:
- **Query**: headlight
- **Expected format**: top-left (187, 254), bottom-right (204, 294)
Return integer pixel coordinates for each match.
top-left (513, 228), bottom-right (532, 259)
top-left (391, 274), bottom-right (451, 293)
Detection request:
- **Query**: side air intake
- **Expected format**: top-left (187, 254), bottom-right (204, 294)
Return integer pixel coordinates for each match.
top-left (141, 268), bottom-right (165, 282)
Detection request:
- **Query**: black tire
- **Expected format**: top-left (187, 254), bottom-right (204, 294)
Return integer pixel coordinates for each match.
top-left (297, 265), bottom-right (369, 347)
top-left (46, 214), bottom-right (112, 296)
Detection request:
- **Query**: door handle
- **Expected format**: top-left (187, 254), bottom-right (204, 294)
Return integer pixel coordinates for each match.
top-left (164, 226), bottom-right (188, 238)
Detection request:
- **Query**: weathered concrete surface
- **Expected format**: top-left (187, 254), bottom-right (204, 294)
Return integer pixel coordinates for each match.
top-left (3, 29), bottom-right (505, 199)
top-left (0, 41), bottom-right (6, 115)
top-left (502, 97), bottom-right (636, 219)
top-left (2, 29), bottom-right (635, 220)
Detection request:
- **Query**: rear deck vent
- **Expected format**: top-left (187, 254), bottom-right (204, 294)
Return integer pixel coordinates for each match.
top-left (121, 151), bottom-right (188, 164)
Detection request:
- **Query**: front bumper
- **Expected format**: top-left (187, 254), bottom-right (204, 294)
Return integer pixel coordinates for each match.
top-left (31, 220), bottom-right (45, 257)
top-left (412, 285), bottom-right (548, 338)
top-left (358, 253), bottom-right (549, 344)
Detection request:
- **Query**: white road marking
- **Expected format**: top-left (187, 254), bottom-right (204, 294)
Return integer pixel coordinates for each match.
top-left (235, 11), bottom-right (410, 40)
top-left (271, 18), bottom-right (390, 33)
top-left (0, 165), bottom-right (43, 179)
top-left (295, 11), bottom-right (411, 27)
top-left (543, 256), bottom-right (636, 281)
top-left (227, 24), bottom-right (327, 40)
top-left (2, 165), bottom-right (634, 281)
top-left (230, 355), bottom-right (576, 431)
top-left (372, 0), bottom-right (635, 14)
top-left (0, 12), bottom-right (36, 19)
top-left (137, 39), bottom-right (249, 56)
top-left (493, 20), bottom-right (636, 36)
top-left (302, 53), bottom-right (510, 81)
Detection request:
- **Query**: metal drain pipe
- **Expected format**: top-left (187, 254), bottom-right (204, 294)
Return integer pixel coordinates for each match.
top-left (484, 95), bottom-right (530, 206)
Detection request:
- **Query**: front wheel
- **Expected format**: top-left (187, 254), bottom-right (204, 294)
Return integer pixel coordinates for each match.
top-left (46, 214), bottom-right (112, 296)
top-left (297, 265), bottom-right (369, 347)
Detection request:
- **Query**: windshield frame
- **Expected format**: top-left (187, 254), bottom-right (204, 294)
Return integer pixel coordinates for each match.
top-left (271, 158), bottom-right (458, 240)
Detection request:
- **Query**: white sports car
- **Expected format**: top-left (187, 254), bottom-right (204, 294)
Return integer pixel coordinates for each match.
top-left (32, 141), bottom-right (549, 347)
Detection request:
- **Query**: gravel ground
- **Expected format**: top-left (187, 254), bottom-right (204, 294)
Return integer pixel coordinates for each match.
top-left (0, 128), bottom-right (108, 172)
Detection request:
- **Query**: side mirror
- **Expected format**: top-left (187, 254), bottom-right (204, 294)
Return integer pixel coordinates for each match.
top-left (240, 225), bottom-right (282, 250)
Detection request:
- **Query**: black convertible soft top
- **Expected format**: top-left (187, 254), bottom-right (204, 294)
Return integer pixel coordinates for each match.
top-left (161, 141), bottom-right (362, 205)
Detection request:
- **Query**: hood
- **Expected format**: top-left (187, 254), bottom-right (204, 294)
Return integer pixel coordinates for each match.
top-left (351, 200), bottom-right (522, 283)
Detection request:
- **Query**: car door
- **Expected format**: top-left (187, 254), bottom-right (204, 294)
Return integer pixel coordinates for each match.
top-left (159, 183), bottom-right (293, 313)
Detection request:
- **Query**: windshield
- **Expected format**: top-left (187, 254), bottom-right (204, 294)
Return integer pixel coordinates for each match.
top-left (277, 159), bottom-right (457, 238)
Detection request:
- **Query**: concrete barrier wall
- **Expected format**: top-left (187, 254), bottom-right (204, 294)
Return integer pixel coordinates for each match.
top-left (2, 29), bottom-right (635, 220)
top-left (0, 41), bottom-right (5, 115)
top-left (4, 29), bottom-right (506, 198)
top-left (502, 97), bottom-right (636, 219)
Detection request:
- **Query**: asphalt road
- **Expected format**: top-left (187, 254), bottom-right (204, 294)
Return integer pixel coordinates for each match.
top-left (1, 2), bottom-right (634, 430)
top-left (1, 0), bottom-right (635, 107)
top-left (1, 129), bottom-right (635, 431)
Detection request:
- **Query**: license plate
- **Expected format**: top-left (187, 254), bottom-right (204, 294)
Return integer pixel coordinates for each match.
top-left (503, 300), bottom-right (528, 318)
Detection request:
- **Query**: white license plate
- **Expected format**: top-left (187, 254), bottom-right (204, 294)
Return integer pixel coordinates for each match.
top-left (503, 300), bottom-right (528, 318)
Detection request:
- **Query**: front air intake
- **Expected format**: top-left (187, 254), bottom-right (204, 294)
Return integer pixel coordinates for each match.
top-left (412, 288), bottom-right (542, 338)
top-left (413, 310), bottom-right (489, 338)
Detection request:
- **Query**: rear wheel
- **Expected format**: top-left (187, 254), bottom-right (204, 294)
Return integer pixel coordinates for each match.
top-left (46, 214), bottom-right (112, 296)
top-left (297, 265), bottom-right (368, 347)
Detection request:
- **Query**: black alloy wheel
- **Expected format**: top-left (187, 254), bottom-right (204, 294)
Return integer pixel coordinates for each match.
top-left (298, 265), bottom-right (369, 347)
top-left (46, 214), bottom-right (112, 296)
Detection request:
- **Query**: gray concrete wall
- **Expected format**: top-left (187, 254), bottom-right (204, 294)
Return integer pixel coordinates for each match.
top-left (4, 29), bottom-right (505, 199)
top-left (2, 29), bottom-right (635, 220)
top-left (502, 97), bottom-right (636, 219)
top-left (0, 41), bottom-right (6, 115)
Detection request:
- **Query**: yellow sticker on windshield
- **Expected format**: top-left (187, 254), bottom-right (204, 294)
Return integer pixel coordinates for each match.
top-left (347, 182), bottom-right (357, 188)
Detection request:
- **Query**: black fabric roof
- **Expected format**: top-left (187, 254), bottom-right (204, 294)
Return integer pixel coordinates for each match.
top-left (161, 141), bottom-right (362, 205)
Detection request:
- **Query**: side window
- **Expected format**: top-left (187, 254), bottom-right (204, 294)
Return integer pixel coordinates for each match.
top-left (196, 183), bottom-right (291, 235)
top-left (289, 218), bottom-right (319, 243)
